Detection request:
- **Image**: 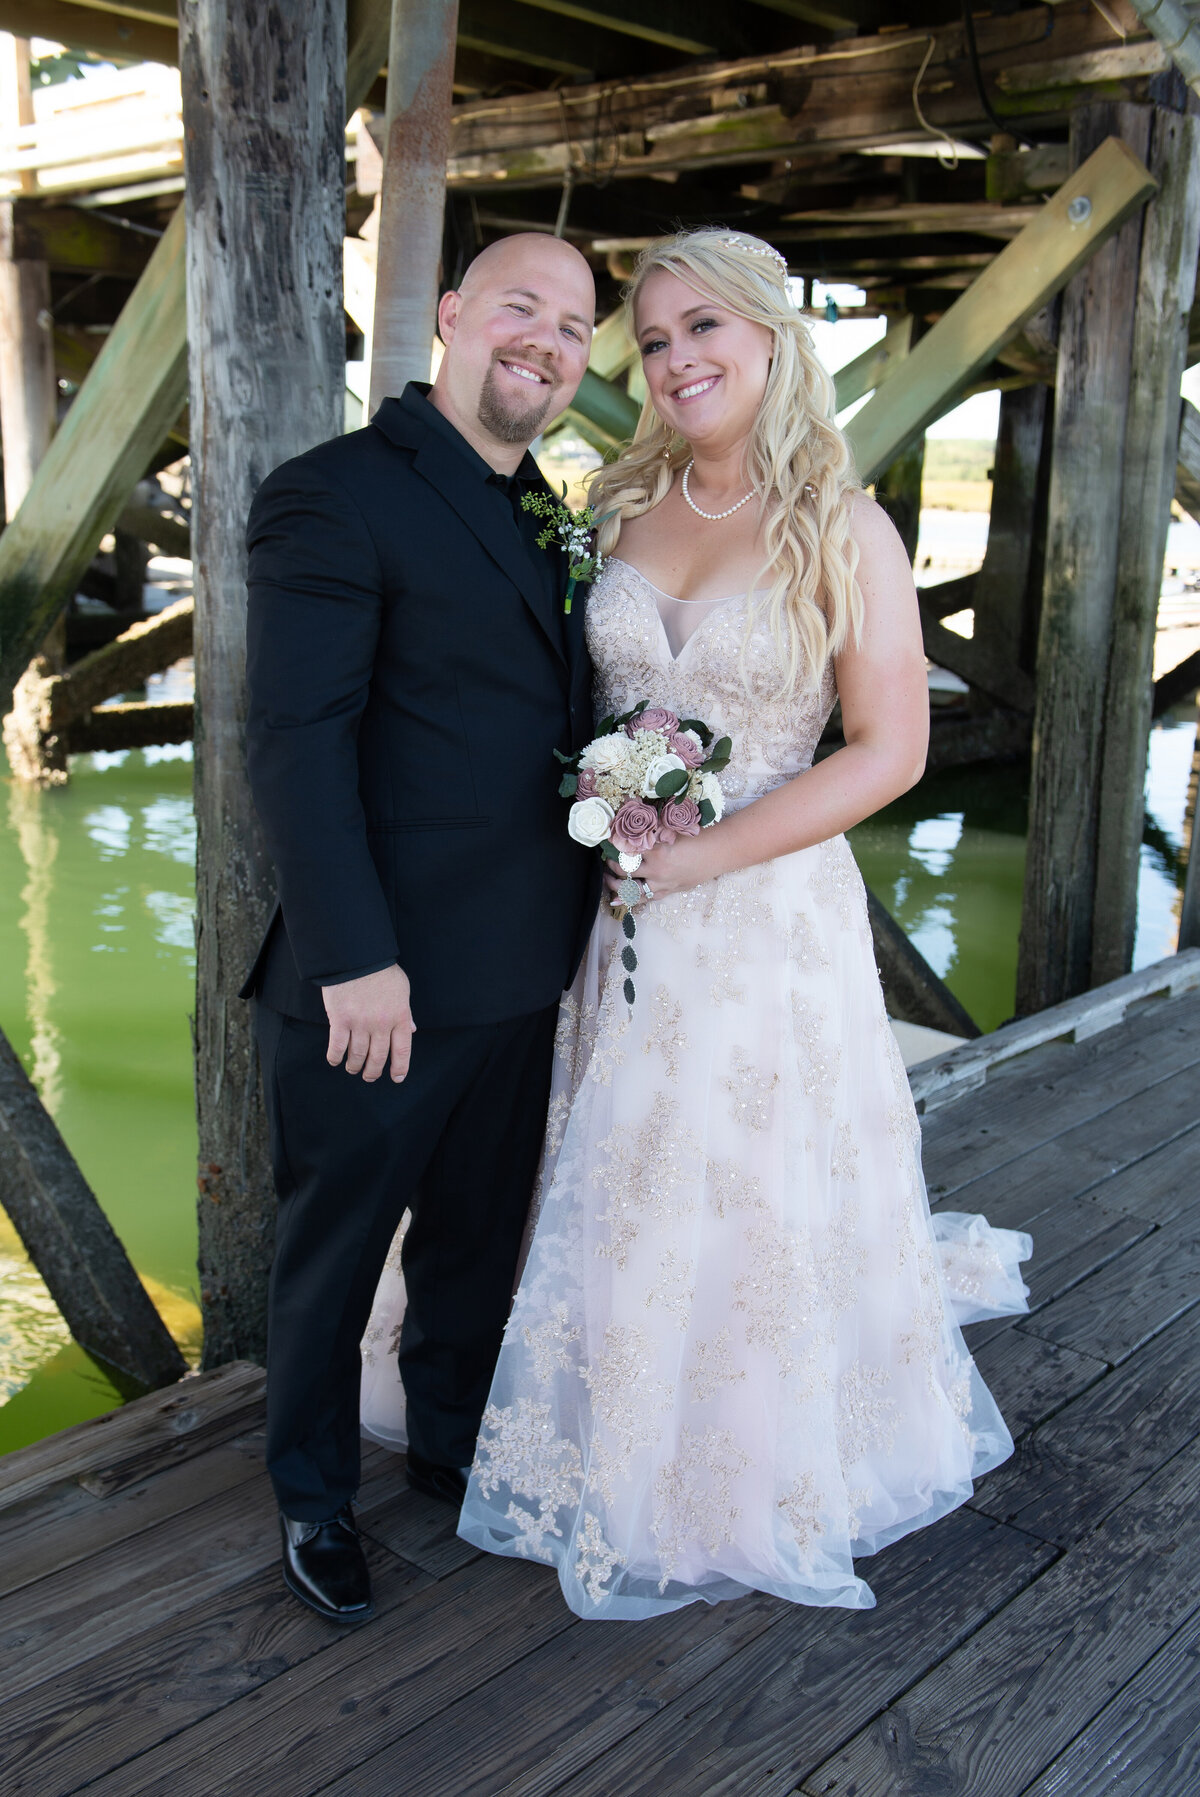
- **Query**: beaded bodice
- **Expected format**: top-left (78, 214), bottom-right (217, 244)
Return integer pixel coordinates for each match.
top-left (585, 555), bottom-right (837, 811)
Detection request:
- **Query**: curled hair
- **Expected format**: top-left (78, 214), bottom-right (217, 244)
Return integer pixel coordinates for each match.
top-left (587, 229), bottom-right (863, 697)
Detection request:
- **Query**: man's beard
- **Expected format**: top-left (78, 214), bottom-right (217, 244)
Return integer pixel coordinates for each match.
top-left (477, 354), bottom-right (557, 443)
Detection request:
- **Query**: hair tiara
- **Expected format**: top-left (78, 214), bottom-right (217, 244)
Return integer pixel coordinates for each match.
top-left (712, 233), bottom-right (790, 276)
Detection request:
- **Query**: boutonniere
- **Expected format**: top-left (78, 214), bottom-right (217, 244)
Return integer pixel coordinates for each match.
top-left (520, 483), bottom-right (604, 616)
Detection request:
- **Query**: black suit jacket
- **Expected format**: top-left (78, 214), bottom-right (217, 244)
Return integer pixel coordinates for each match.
top-left (241, 383), bottom-right (599, 1029)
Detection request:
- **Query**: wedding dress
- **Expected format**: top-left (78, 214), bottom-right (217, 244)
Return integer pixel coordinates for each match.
top-left (362, 554), bottom-right (1031, 1620)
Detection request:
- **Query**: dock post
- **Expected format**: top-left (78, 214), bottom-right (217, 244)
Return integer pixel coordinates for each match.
top-left (0, 34), bottom-right (53, 530)
top-left (1181, 703), bottom-right (1200, 952)
top-left (182, 0), bottom-right (349, 1365)
top-left (1016, 104), bottom-right (1152, 1015)
top-left (1092, 104), bottom-right (1200, 982)
top-left (367, 0), bottom-right (459, 411)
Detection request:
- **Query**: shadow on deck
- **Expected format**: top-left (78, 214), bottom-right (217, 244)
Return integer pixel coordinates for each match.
top-left (3, 964), bottom-right (1199, 1795)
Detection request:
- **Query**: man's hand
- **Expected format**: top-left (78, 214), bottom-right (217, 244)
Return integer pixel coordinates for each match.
top-left (321, 964), bottom-right (415, 1083)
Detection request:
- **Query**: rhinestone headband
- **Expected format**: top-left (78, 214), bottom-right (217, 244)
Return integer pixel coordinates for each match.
top-left (714, 234), bottom-right (789, 275)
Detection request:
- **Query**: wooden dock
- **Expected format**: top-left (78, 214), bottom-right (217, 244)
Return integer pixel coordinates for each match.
top-left (2, 963), bottom-right (1199, 1796)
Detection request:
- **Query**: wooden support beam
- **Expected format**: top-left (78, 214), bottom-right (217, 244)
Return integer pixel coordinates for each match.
top-left (11, 200), bottom-right (157, 281)
top-left (183, 0), bottom-right (349, 1367)
top-left (1017, 104), bottom-right (1152, 1015)
top-left (0, 35), bottom-right (54, 529)
top-left (1155, 649), bottom-right (1200, 718)
top-left (511, 0), bottom-right (728, 57)
top-left (865, 887), bottom-right (982, 1041)
top-left (1093, 107), bottom-right (1200, 983)
top-left (874, 430), bottom-right (924, 566)
top-left (369, 0), bottom-right (459, 410)
top-left (2, 596), bottom-right (193, 783)
top-left (1177, 396), bottom-right (1200, 523)
top-left (918, 599), bottom-right (1036, 714)
top-left (0, 1023), bottom-right (188, 1390)
top-left (0, 1), bottom-right (179, 68)
top-left (967, 377), bottom-right (1055, 707)
top-left (0, 205), bottom-right (188, 709)
top-left (1180, 707), bottom-right (1200, 951)
top-left (844, 135), bottom-right (1158, 484)
top-left (62, 698), bottom-right (193, 754)
top-left (831, 314), bottom-right (911, 413)
top-left (444, 5), bottom-right (1161, 188)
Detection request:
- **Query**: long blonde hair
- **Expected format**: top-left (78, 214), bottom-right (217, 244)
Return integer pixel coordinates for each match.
top-left (587, 229), bottom-right (863, 696)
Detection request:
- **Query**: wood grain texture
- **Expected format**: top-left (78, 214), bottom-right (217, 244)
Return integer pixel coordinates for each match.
top-left (1016, 104), bottom-right (1151, 1013)
top-left (534, 1512), bottom-right (1051, 1797)
top-left (801, 1437), bottom-right (1200, 1797)
top-left (1093, 109), bottom-right (1200, 982)
top-left (182, 0), bottom-right (347, 1367)
top-left (973, 1300), bottom-right (1200, 1545)
top-left (1020, 1206), bottom-right (1200, 1364)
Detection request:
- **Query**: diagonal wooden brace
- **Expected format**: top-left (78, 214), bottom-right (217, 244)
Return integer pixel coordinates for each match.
top-left (846, 137), bottom-right (1158, 483)
top-left (0, 1025), bottom-right (188, 1390)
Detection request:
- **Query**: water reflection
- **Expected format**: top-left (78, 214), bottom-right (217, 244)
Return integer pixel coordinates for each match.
top-left (8, 782), bottom-right (64, 1117)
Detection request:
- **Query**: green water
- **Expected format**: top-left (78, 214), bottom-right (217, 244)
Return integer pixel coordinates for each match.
top-left (0, 713), bottom-right (1195, 1452)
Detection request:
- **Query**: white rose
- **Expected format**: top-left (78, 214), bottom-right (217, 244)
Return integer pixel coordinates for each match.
top-left (700, 771), bottom-right (725, 822)
top-left (567, 796), bottom-right (615, 847)
top-left (642, 753), bottom-right (687, 798)
top-left (580, 734), bottom-right (634, 776)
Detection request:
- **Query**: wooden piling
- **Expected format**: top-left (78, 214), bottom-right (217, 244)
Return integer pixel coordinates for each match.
top-left (1092, 107), bottom-right (1200, 984)
top-left (0, 1025), bottom-right (187, 1390)
top-left (368, 0), bottom-right (460, 410)
top-left (1016, 105), bottom-right (1152, 1016)
top-left (182, 0), bottom-right (349, 1366)
top-left (1181, 703), bottom-right (1200, 953)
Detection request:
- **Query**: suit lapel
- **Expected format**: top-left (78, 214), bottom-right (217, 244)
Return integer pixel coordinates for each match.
top-left (410, 434), bottom-right (568, 670)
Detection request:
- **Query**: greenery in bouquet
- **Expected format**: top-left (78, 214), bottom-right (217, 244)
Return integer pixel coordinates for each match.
top-left (554, 702), bottom-right (732, 1005)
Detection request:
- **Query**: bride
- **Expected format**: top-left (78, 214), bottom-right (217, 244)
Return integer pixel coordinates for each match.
top-left (362, 227), bottom-right (1030, 1619)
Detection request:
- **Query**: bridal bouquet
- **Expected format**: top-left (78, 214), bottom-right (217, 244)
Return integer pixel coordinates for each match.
top-left (556, 702), bottom-right (731, 1005)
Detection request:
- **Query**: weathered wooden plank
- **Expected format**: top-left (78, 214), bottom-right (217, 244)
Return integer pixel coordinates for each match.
top-left (76, 1555), bottom-right (575, 1796)
top-left (357, 1475), bottom-right (480, 1580)
top-left (1155, 646), bottom-right (1200, 716)
top-left (522, 1513), bottom-right (1050, 1797)
top-left (973, 1299), bottom-right (1200, 1546)
top-left (831, 313), bottom-right (912, 412)
top-left (0, 1545), bottom-right (430, 1797)
top-left (919, 986), bottom-right (1200, 1194)
top-left (0, 204), bottom-right (187, 708)
top-left (1020, 1606), bottom-right (1200, 1797)
top-left (970, 1327), bottom-right (1106, 1445)
top-left (0, 204), bottom-right (55, 524)
top-left (11, 200), bottom-right (157, 281)
top-left (0, 1435), bottom-right (263, 1604)
top-left (0, 1023), bottom-right (187, 1392)
top-left (965, 1193), bottom-right (1153, 1352)
top-left (1020, 1206), bottom-right (1200, 1365)
top-left (800, 1436), bottom-right (1200, 1797)
top-left (844, 134), bottom-right (1156, 483)
top-left (1093, 108), bottom-right (1200, 982)
top-left (917, 595), bottom-right (1035, 713)
top-left (0, 1), bottom-right (179, 71)
top-left (61, 700), bottom-right (194, 756)
top-left (1177, 394), bottom-right (1200, 523)
top-left (927, 1066), bottom-right (1200, 1222)
top-left (909, 949), bottom-right (1200, 1115)
top-left (0, 1362), bottom-right (264, 1509)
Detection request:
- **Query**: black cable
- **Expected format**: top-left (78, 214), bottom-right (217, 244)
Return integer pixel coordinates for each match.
top-left (961, 2), bottom-right (1036, 150)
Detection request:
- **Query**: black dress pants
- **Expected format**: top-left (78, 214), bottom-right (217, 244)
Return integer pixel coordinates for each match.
top-left (255, 999), bottom-right (558, 1521)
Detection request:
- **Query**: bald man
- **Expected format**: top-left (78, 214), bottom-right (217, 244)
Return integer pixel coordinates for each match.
top-left (243, 235), bottom-right (599, 1620)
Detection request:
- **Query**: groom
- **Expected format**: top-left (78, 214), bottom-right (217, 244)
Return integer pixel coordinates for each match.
top-left (243, 234), bottom-right (599, 1621)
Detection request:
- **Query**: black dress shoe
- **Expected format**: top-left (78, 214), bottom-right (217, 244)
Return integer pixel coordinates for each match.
top-left (280, 1504), bottom-right (374, 1622)
top-left (406, 1451), bottom-right (472, 1507)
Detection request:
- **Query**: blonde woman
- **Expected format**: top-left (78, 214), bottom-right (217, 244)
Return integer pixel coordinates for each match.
top-left (424, 230), bottom-right (1029, 1617)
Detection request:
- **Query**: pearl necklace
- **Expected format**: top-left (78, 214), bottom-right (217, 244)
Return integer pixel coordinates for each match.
top-left (681, 460), bottom-right (754, 521)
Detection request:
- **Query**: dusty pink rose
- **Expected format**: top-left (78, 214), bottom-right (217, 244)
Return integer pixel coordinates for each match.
top-left (575, 767), bottom-right (598, 799)
top-left (626, 707), bottom-right (679, 737)
top-left (656, 796), bottom-right (702, 845)
top-left (610, 798), bottom-right (659, 855)
top-left (668, 729), bottom-right (704, 768)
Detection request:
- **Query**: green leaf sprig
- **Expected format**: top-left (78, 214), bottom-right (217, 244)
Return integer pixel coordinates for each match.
top-left (521, 482), bottom-right (604, 615)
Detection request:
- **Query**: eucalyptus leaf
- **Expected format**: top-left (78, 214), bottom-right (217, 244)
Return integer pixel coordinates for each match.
top-left (712, 735), bottom-right (732, 760)
top-left (655, 768), bottom-right (689, 799)
top-left (698, 798), bottom-right (716, 826)
top-left (599, 840), bottom-right (620, 862)
top-left (559, 773), bottom-right (578, 797)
